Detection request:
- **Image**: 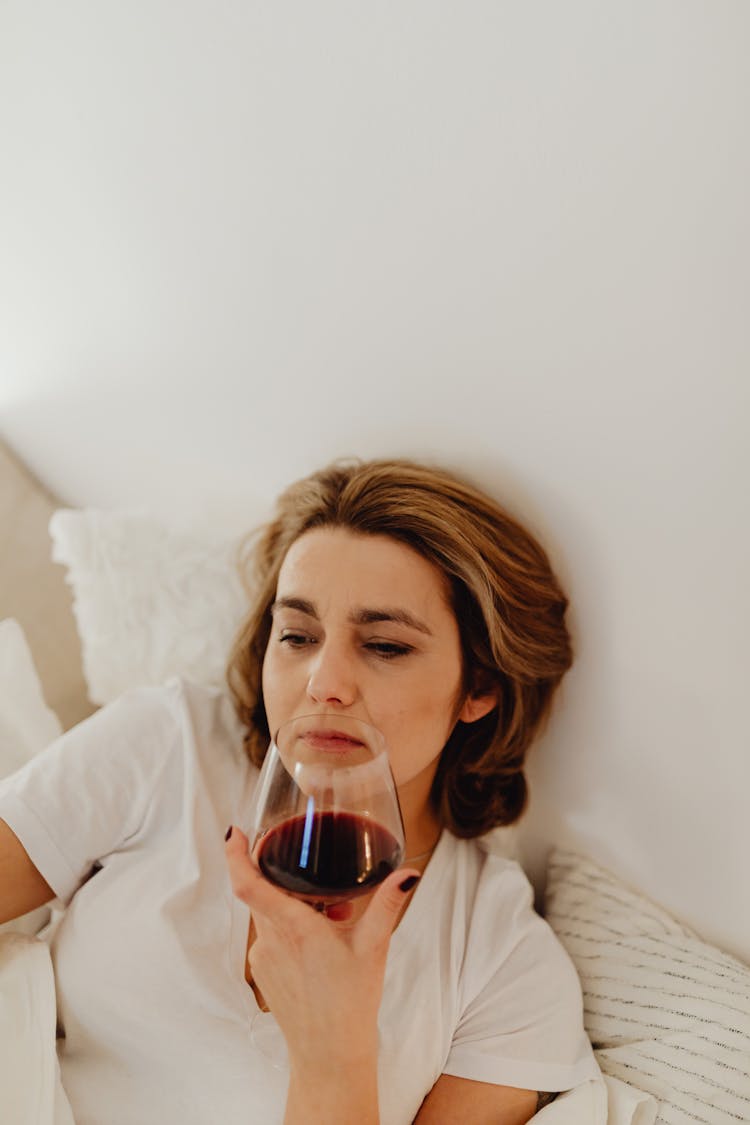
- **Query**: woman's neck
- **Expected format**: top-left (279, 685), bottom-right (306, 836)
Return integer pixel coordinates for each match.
top-left (396, 767), bottom-right (443, 867)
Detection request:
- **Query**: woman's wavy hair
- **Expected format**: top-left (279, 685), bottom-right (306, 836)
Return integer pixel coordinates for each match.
top-left (226, 458), bottom-right (573, 838)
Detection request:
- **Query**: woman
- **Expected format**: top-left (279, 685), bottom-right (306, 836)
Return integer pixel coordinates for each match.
top-left (0, 458), bottom-right (600, 1124)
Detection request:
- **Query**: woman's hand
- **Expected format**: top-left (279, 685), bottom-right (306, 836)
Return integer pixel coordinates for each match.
top-left (225, 825), bottom-right (419, 1121)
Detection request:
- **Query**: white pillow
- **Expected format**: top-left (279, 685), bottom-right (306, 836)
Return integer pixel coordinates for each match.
top-left (544, 848), bottom-right (750, 1125)
top-left (0, 619), bottom-right (63, 936)
top-left (0, 932), bottom-right (75, 1125)
top-left (0, 619), bottom-right (63, 774)
top-left (49, 510), bottom-right (250, 705)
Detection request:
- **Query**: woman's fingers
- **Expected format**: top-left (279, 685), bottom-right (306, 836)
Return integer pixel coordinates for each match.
top-left (324, 900), bottom-right (354, 923)
top-left (354, 867), bottom-right (421, 953)
top-left (225, 825), bottom-right (354, 930)
top-left (225, 825), bottom-right (417, 1072)
top-left (225, 825), bottom-right (419, 951)
top-left (224, 825), bottom-right (305, 925)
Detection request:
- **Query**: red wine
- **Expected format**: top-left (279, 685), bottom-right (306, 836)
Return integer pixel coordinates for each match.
top-left (258, 810), bottom-right (402, 901)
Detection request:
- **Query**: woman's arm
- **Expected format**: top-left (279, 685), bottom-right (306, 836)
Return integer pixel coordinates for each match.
top-left (284, 1057), bottom-right (380, 1125)
top-left (414, 1074), bottom-right (539, 1125)
top-left (0, 818), bottom-right (55, 923)
top-left (225, 829), bottom-right (555, 1125)
top-left (225, 826), bottom-right (420, 1125)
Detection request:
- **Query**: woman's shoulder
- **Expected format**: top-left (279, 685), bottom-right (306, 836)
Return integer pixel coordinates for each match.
top-left (441, 828), bottom-right (532, 906)
top-left (43, 675), bottom-right (247, 779)
top-left (442, 834), bottom-right (587, 1003)
top-left (87, 674), bottom-right (242, 734)
top-left (162, 673), bottom-right (244, 725)
top-left (439, 833), bottom-right (568, 962)
top-left (117, 675), bottom-right (249, 768)
top-left (171, 675), bottom-right (249, 764)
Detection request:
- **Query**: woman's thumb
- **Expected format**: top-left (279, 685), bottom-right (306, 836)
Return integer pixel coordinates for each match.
top-left (356, 868), bottom-right (422, 949)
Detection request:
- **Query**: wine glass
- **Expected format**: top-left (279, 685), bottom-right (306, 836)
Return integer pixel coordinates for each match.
top-left (248, 713), bottom-right (406, 907)
top-left (244, 714), bottom-right (405, 1067)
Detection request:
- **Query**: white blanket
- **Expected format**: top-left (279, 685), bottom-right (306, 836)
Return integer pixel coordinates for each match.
top-left (0, 932), bottom-right (655, 1125)
top-left (0, 933), bottom-right (74, 1125)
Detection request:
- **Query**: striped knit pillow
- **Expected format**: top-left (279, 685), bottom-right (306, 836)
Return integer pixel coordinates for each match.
top-left (544, 848), bottom-right (750, 1125)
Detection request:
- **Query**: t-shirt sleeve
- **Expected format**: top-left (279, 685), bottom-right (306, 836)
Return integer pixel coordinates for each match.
top-left (0, 681), bottom-right (183, 906)
top-left (443, 860), bottom-right (601, 1094)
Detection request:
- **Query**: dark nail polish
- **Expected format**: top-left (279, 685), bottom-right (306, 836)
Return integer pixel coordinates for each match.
top-left (225, 826), bottom-right (233, 841)
top-left (399, 875), bottom-right (420, 893)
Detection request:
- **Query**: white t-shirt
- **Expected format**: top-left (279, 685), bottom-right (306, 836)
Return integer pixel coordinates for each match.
top-left (0, 678), bottom-right (600, 1125)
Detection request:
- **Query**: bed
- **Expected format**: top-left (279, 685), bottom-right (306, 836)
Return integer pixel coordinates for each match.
top-left (1, 437), bottom-right (748, 1125)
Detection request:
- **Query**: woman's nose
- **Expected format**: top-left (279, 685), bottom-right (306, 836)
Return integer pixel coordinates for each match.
top-left (306, 642), bottom-right (357, 707)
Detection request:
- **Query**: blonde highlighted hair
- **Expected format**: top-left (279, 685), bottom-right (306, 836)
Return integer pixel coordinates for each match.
top-left (227, 458), bottom-right (573, 838)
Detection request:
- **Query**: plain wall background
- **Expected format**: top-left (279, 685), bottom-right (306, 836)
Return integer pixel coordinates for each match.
top-left (1, 3), bottom-right (748, 962)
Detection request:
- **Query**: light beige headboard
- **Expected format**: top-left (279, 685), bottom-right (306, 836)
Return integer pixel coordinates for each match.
top-left (0, 439), bottom-right (94, 731)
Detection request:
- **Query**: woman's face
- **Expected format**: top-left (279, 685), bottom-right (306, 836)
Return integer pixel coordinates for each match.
top-left (261, 527), bottom-right (490, 810)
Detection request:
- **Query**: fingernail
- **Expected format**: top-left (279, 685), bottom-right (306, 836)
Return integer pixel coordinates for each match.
top-left (225, 825), bottom-right (233, 841)
top-left (399, 875), bottom-right (420, 893)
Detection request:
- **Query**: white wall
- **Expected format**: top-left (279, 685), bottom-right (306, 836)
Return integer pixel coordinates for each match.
top-left (1, 3), bottom-right (748, 961)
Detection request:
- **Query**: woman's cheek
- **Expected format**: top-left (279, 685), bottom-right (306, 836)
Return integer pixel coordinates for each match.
top-left (260, 649), bottom-right (286, 711)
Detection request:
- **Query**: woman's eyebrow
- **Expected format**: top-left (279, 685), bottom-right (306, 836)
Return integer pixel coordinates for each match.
top-left (271, 596), bottom-right (317, 617)
top-left (270, 597), bottom-right (433, 636)
top-left (351, 608), bottom-right (433, 636)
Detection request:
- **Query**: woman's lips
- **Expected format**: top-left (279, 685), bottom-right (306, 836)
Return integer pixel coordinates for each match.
top-left (301, 730), bottom-right (366, 753)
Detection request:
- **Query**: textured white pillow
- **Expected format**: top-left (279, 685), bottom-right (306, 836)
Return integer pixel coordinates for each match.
top-left (544, 848), bottom-right (750, 1125)
top-left (49, 510), bottom-right (250, 705)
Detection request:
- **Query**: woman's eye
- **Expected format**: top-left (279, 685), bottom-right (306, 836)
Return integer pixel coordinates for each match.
top-left (279, 632), bottom-right (314, 649)
top-left (365, 642), bottom-right (412, 660)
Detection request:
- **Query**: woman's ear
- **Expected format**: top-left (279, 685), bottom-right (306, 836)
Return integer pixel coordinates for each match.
top-left (458, 692), bottom-right (498, 724)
